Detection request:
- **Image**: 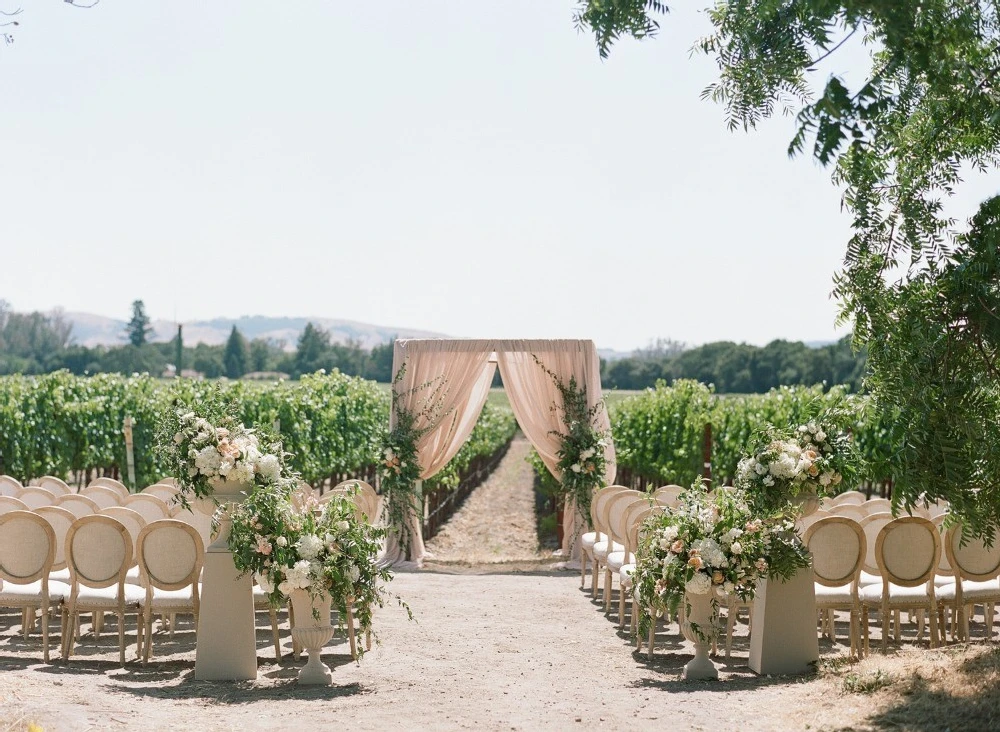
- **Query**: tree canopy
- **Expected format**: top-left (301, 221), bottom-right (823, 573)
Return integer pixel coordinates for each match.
top-left (576, 0), bottom-right (1000, 539)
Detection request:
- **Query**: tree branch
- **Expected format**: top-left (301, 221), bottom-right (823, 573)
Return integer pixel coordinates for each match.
top-left (807, 25), bottom-right (859, 70)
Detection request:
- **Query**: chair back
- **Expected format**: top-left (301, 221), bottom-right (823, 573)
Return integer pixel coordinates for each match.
top-left (122, 494), bottom-right (171, 524)
top-left (80, 485), bottom-right (122, 509)
top-left (0, 496), bottom-right (28, 515)
top-left (608, 495), bottom-right (649, 548)
top-left (17, 487), bottom-right (55, 509)
top-left (55, 494), bottom-right (100, 518)
top-left (804, 517), bottom-right (865, 588)
top-left (859, 512), bottom-right (894, 575)
top-left (624, 504), bottom-right (657, 556)
top-left (944, 523), bottom-right (1000, 583)
top-left (590, 485), bottom-right (630, 536)
top-left (171, 506), bottom-right (215, 551)
top-left (331, 480), bottom-right (379, 522)
top-left (829, 503), bottom-right (866, 522)
top-left (653, 485), bottom-right (684, 507)
top-left (36, 476), bottom-right (71, 496)
top-left (101, 506), bottom-right (148, 552)
top-left (828, 490), bottom-right (866, 507)
top-left (875, 517), bottom-right (941, 588)
top-left (797, 508), bottom-right (832, 534)
top-left (136, 519), bottom-right (203, 593)
top-left (87, 477), bottom-right (129, 499)
top-left (0, 476), bottom-right (23, 496)
top-left (65, 515), bottom-right (132, 589)
top-left (0, 510), bottom-right (56, 584)
top-left (34, 506), bottom-right (76, 572)
top-left (597, 489), bottom-right (641, 539)
top-left (156, 477), bottom-right (179, 487)
top-left (862, 498), bottom-right (893, 516)
top-left (931, 514), bottom-right (952, 576)
top-left (927, 501), bottom-right (950, 519)
top-left (140, 484), bottom-right (179, 503)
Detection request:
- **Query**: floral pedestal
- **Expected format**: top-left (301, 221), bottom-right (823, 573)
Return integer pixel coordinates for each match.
top-left (195, 480), bottom-right (258, 681)
top-left (748, 568), bottom-right (819, 675)
top-left (290, 589), bottom-right (334, 685)
top-left (681, 591), bottom-right (720, 680)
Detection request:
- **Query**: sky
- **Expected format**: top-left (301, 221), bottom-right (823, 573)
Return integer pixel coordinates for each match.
top-left (1, 2), bottom-right (995, 352)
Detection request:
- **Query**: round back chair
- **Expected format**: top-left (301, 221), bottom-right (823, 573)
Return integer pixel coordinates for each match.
top-left (862, 498), bottom-right (893, 516)
top-left (828, 490), bottom-right (866, 507)
top-left (17, 487), bottom-right (55, 509)
top-left (876, 517), bottom-right (941, 588)
top-left (859, 512), bottom-right (895, 576)
top-left (0, 510), bottom-right (59, 660)
top-left (54, 494), bottom-right (100, 519)
top-left (36, 476), bottom-right (71, 496)
top-left (830, 503), bottom-right (866, 522)
top-left (122, 494), bottom-right (171, 524)
top-left (80, 485), bottom-right (123, 509)
top-left (87, 477), bottom-right (129, 499)
top-left (591, 485), bottom-right (632, 538)
top-left (140, 484), bottom-right (179, 503)
top-left (66, 515), bottom-right (132, 589)
top-left (101, 507), bottom-right (148, 553)
top-left (34, 505), bottom-right (76, 572)
top-left (0, 476), bottom-right (23, 496)
top-left (805, 517), bottom-right (866, 588)
top-left (0, 496), bottom-right (29, 515)
top-left (652, 485), bottom-right (684, 507)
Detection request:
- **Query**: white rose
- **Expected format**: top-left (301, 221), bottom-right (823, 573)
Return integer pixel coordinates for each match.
top-left (337, 520), bottom-right (350, 532)
top-left (276, 536), bottom-right (288, 547)
top-left (815, 430), bottom-right (827, 442)
top-left (730, 541), bottom-right (742, 555)
top-left (570, 464), bottom-right (582, 474)
top-left (277, 581), bottom-right (291, 596)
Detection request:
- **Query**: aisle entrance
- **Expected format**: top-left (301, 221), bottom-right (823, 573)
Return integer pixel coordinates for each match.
top-left (383, 339), bottom-right (615, 566)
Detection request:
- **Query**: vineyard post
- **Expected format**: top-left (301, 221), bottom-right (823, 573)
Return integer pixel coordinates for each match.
top-left (123, 416), bottom-right (136, 490)
top-left (702, 422), bottom-right (712, 487)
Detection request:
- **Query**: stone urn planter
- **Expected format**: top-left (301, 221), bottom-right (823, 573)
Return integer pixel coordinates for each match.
top-left (290, 588), bottom-right (335, 685)
top-left (681, 591), bottom-right (720, 680)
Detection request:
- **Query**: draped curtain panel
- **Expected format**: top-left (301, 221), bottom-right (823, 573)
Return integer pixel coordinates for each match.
top-left (382, 338), bottom-right (615, 566)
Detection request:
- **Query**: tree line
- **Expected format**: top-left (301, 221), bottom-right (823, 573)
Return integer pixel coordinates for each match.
top-left (601, 337), bottom-right (866, 393)
top-left (1, 301), bottom-right (866, 393)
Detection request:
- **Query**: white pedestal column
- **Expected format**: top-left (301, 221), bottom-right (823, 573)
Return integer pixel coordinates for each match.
top-left (748, 568), bottom-right (819, 675)
top-left (194, 500), bottom-right (258, 681)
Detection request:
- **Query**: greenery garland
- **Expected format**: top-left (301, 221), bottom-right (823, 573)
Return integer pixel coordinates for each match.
top-left (379, 364), bottom-right (450, 557)
top-left (534, 355), bottom-right (609, 529)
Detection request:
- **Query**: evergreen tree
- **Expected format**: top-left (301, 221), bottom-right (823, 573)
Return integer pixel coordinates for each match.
top-left (223, 326), bottom-right (249, 379)
top-left (125, 300), bottom-right (153, 347)
top-left (294, 322), bottom-right (332, 376)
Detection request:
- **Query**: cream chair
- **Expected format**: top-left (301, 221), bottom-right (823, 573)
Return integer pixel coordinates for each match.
top-left (136, 520), bottom-right (204, 664)
top-left (55, 494), bottom-right (100, 519)
top-left (829, 503), bottom-right (866, 522)
top-left (171, 506), bottom-right (214, 551)
top-left (0, 510), bottom-right (69, 661)
top-left (603, 495), bottom-right (650, 614)
top-left (0, 496), bottom-right (28, 514)
top-left (62, 515), bottom-right (144, 665)
top-left (88, 477), bottom-right (129, 499)
top-left (80, 485), bottom-right (122, 509)
top-left (861, 498), bottom-right (893, 516)
top-left (17, 487), bottom-right (55, 509)
top-left (618, 503), bottom-right (658, 630)
top-left (123, 494), bottom-right (171, 524)
top-left (653, 485), bottom-right (684, 507)
top-left (0, 475), bottom-right (23, 496)
top-left (827, 490), bottom-right (866, 507)
top-left (860, 517), bottom-right (941, 652)
top-left (36, 476), bottom-right (71, 496)
top-left (35, 506), bottom-right (76, 582)
top-left (797, 508), bottom-right (832, 534)
top-left (330, 480), bottom-right (380, 523)
top-left (101, 507), bottom-right (148, 585)
top-left (937, 523), bottom-right (1000, 642)
top-left (858, 512), bottom-right (895, 587)
top-left (804, 517), bottom-right (866, 656)
top-left (592, 490), bottom-right (641, 602)
top-left (580, 485), bottom-right (629, 592)
top-left (140, 484), bottom-right (180, 503)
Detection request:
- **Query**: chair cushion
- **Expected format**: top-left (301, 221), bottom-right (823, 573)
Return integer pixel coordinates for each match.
top-left (937, 579), bottom-right (1000, 603)
top-left (0, 579), bottom-right (71, 604)
top-left (594, 540), bottom-right (624, 562)
top-left (859, 571), bottom-right (882, 586)
top-left (138, 586), bottom-right (196, 609)
top-left (581, 532), bottom-right (599, 550)
top-left (814, 584), bottom-right (855, 606)
top-left (49, 568), bottom-right (71, 583)
top-left (606, 551), bottom-right (634, 573)
top-left (70, 583), bottom-right (145, 607)
top-left (859, 582), bottom-right (934, 606)
top-left (125, 566), bottom-right (145, 586)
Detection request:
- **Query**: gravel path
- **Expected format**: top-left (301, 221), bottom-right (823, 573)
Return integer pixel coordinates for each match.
top-left (424, 436), bottom-right (551, 566)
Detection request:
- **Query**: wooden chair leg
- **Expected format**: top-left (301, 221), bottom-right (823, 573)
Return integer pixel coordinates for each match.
top-left (591, 560), bottom-right (600, 599)
top-left (118, 610), bottom-right (126, 666)
top-left (345, 606), bottom-right (358, 660)
top-left (618, 583), bottom-right (627, 628)
top-left (269, 608), bottom-right (281, 660)
top-left (603, 568), bottom-right (612, 613)
top-left (647, 616), bottom-right (655, 661)
top-left (580, 554), bottom-right (588, 589)
top-left (144, 609), bottom-right (154, 665)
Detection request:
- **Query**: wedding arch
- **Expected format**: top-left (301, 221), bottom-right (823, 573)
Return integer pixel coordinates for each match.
top-left (380, 339), bottom-right (616, 566)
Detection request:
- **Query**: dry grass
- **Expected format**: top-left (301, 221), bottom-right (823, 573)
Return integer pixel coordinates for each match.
top-left (814, 643), bottom-right (1000, 731)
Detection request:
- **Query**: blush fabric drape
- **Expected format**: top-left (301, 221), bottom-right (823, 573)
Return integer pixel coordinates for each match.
top-left (380, 338), bottom-right (615, 566)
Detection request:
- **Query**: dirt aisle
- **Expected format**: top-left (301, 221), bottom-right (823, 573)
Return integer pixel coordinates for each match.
top-left (424, 435), bottom-right (550, 565)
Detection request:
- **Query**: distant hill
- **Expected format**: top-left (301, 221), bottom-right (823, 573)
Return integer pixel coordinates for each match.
top-left (60, 312), bottom-right (447, 351)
